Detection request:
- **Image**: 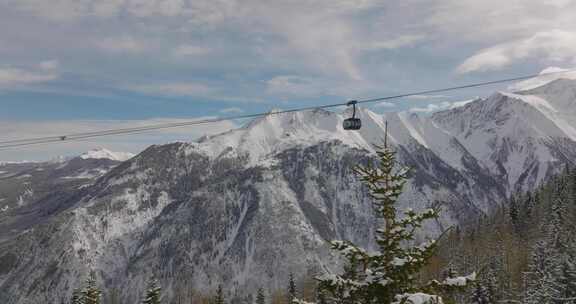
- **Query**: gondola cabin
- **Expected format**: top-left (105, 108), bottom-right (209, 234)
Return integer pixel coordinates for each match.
top-left (343, 100), bottom-right (362, 130)
top-left (343, 117), bottom-right (361, 130)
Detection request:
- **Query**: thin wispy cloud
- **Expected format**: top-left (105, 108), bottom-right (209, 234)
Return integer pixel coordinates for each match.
top-left (128, 82), bottom-right (214, 97)
top-left (458, 30), bottom-right (576, 74)
top-left (405, 94), bottom-right (450, 100)
top-left (220, 107), bottom-right (244, 114)
top-left (38, 60), bottom-right (59, 70)
top-left (508, 67), bottom-right (576, 91)
top-left (374, 102), bottom-right (395, 108)
top-left (409, 102), bottom-right (452, 113)
top-left (0, 61), bottom-right (59, 89)
top-left (95, 36), bottom-right (149, 54)
top-left (0, 117), bottom-right (237, 161)
top-left (362, 35), bottom-right (425, 51)
top-left (409, 99), bottom-right (474, 113)
top-left (173, 45), bottom-right (211, 57)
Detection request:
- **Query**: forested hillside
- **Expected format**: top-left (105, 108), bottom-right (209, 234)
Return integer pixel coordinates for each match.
top-left (427, 166), bottom-right (576, 303)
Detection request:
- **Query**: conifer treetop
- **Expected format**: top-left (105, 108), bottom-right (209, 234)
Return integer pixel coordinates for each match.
top-left (142, 277), bottom-right (161, 304)
top-left (296, 144), bottom-right (474, 304)
top-left (81, 271), bottom-right (102, 304)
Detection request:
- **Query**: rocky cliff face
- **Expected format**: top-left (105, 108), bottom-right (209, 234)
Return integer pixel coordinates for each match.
top-left (2, 80), bottom-right (576, 303)
top-left (0, 151), bottom-right (129, 243)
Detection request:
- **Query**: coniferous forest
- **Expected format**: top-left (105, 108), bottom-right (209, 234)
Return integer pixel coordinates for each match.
top-left (427, 166), bottom-right (576, 304)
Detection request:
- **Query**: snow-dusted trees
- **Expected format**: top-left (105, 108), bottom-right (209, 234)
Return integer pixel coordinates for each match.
top-left (558, 255), bottom-right (576, 301)
top-left (469, 282), bottom-right (493, 304)
top-left (214, 285), bottom-right (225, 304)
top-left (71, 288), bottom-right (82, 304)
top-left (256, 288), bottom-right (266, 304)
top-left (81, 271), bottom-right (101, 304)
top-left (524, 240), bottom-right (562, 303)
top-left (315, 287), bottom-right (328, 304)
top-left (142, 277), bottom-right (162, 304)
top-left (288, 273), bottom-right (297, 303)
top-left (524, 178), bottom-right (576, 304)
top-left (411, 165), bottom-right (576, 303)
top-left (508, 195), bottom-right (519, 232)
top-left (297, 145), bottom-right (473, 304)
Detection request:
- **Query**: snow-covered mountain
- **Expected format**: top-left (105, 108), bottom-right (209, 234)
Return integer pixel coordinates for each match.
top-left (80, 148), bottom-right (135, 162)
top-left (2, 78), bottom-right (576, 304)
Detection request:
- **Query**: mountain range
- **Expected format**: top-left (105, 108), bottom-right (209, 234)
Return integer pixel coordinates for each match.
top-left (1, 78), bottom-right (576, 303)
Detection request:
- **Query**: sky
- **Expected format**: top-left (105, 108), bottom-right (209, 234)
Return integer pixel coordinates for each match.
top-left (1, 0), bottom-right (576, 160)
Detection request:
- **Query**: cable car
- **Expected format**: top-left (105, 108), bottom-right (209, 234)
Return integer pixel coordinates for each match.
top-left (343, 100), bottom-right (361, 130)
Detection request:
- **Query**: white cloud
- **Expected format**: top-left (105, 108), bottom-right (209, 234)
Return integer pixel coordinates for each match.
top-left (6, 0), bottom-right (576, 109)
top-left (409, 101), bottom-right (452, 113)
top-left (0, 61), bottom-right (59, 89)
top-left (0, 117), bottom-right (237, 161)
top-left (38, 60), bottom-right (59, 70)
top-left (266, 75), bottom-right (325, 97)
top-left (129, 82), bottom-right (214, 97)
top-left (265, 74), bottom-right (378, 99)
top-left (7, 0), bottom-right (417, 81)
top-left (96, 36), bottom-right (148, 54)
top-left (6, 0), bottom-right (576, 78)
top-left (374, 101), bottom-right (395, 108)
top-left (173, 45), bottom-right (211, 56)
top-left (0, 1), bottom-right (433, 102)
top-left (508, 66), bottom-right (576, 91)
top-left (405, 94), bottom-right (449, 100)
top-left (220, 107), bottom-right (244, 114)
top-left (428, 0), bottom-right (576, 42)
top-left (408, 99), bottom-right (477, 113)
top-left (457, 30), bottom-right (576, 73)
top-left (6, 0), bottom-right (188, 20)
top-left (415, 0), bottom-right (576, 73)
top-left (127, 83), bottom-right (263, 103)
top-left (363, 35), bottom-right (424, 50)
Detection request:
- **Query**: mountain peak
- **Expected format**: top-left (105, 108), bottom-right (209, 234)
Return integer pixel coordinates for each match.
top-left (518, 78), bottom-right (576, 109)
top-left (79, 148), bottom-right (134, 162)
top-left (509, 67), bottom-right (576, 91)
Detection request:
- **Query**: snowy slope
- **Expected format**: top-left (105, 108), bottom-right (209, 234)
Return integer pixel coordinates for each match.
top-left (80, 148), bottom-right (135, 161)
top-left (0, 154), bottom-right (129, 242)
top-left (431, 80), bottom-right (576, 193)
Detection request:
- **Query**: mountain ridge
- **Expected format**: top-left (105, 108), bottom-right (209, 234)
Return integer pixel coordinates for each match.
top-left (2, 78), bottom-right (576, 303)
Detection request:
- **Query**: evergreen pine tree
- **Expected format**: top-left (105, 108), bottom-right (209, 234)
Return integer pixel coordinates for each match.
top-left (299, 142), bottom-right (474, 304)
top-left (81, 271), bottom-right (101, 304)
top-left (548, 191), bottom-right (568, 250)
top-left (509, 195), bottom-right (519, 231)
top-left (214, 285), bottom-right (224, 304)
top-left (71, 288), bottom-right (82, 304)
top-left (482, 263), bottom-right (500, 303)
top-left (524, 240), bottom-right (561, 304)
top-left (256, 288), bottom-right (265, 304)
top-left (523, 192), bottom-right (534, 225)
top-left (558, 256), bottom-right (576, 301)
top-left (492, 236), bottom-right (514, 301)
top-left (524, 187), bottom-right (571, 304)
top-left (571, 165), bottom-right (576, 201)
top-left (288, 273), bottom-right (297, 303)
top-left (470, 282), bottom-right (493, 304)
top-left (142, 277), bottom-right (161, 304)
top-left (315, 288), bottom-right (328, 304)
